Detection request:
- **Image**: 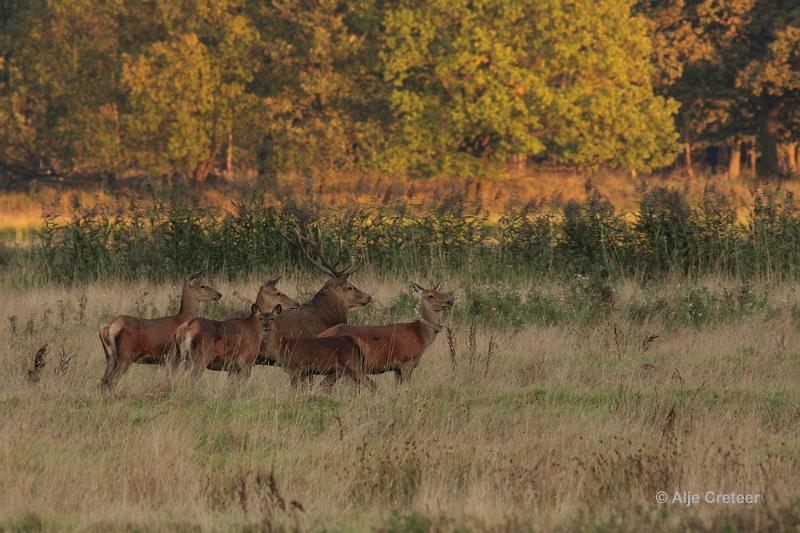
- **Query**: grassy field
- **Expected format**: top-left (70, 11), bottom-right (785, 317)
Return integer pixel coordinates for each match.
top-left (2, 271), bottom-right (800, 531)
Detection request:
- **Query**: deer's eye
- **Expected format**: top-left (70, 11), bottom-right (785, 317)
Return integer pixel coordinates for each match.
top-left (347, 287), bottom-right (353, 291)
top-left (427, 294), bottom-right (434, 298)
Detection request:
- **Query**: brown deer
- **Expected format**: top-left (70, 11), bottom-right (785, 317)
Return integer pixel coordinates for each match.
top-left (99, 271), bottom-right (222, 391)
top-left (223, 277), bottom-right (299, 320)
top-left (257, 226), bottom-right (372, 367)
top-left (273, 334), bottom-right (376, 392)
top-left (176, 303), bottom-right (282, 387)
top-left (319, 281), bottom-right (453, 385)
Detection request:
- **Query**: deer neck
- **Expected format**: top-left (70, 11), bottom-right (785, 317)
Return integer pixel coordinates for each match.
top-left (417, 306), bottom-right (444, 346)
top-left (177, 284), bottom-right (199, 320)
top-left (310, 288), bottom-right (349, 328)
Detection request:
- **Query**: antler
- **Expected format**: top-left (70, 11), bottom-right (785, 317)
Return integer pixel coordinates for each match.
top-left (291, 225), bottom-right (359, 278)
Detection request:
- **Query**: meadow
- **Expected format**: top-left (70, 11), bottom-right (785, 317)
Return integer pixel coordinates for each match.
top-left (3, 269), bottom-right (800, 531)
top-left (3, 182), bottom-right (800, 531)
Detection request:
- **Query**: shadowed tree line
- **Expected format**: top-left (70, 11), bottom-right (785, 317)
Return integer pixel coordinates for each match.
top-left (0, 0), bottom-right (797, 182)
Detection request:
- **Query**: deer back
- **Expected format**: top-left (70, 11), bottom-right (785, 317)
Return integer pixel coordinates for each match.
top-left (274, 287), bottom-right (349, 337)
top-left (321, 322), bottom-right (427, 371)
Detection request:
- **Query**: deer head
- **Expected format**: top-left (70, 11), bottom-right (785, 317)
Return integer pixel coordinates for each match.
top-left (410, 281), bottom-right (453, 324)
top-left (252, 303), bottom-right (282, 332)
top-left (256, 277), bottom-right (300, 311)
top-left (186, 271), bottom-right (223, 301)
top-left (290, 226), bottom-right (372, 308)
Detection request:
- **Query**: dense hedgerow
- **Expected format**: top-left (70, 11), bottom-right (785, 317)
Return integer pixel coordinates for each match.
top-left (13, 184), bottom-right (800, 285)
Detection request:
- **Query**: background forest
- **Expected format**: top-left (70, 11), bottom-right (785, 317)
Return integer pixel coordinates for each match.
top-left (0, 0), bottom-right (798, 184)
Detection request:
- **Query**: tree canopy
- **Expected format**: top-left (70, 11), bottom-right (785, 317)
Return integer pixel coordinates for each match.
top-left (0, 0), bottom-right (796, 180)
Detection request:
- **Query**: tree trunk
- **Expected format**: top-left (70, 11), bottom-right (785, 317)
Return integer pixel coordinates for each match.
top-left (728, 140), bottom-right (741, 179)
top-left (684, 141), bottom-right (694, 178)
top-left (757, 95), bottom-right (780, 178)
top-left (191, 153), bottom-right (214, 183)
top-left (112, 102), bottom-right (122, 179)
top-left (225, 128), bottom-right (234, 181)
top-left (785, 142), bottom-right (797, 175)
top-left (748, 142), bottom-right (758, 176)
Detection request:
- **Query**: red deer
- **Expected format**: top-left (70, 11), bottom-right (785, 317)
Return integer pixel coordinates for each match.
top-left (257, 226), bottom-right (372, 367)
top-left (273, 334), bottom-right (376, 392)
top-left (176, 303), bottom-right (282, 387)
top-left (99, 271), bottom-right (222, 391)
top-left (319, 281), bottom-right (453, 385)
top-left (223, 277), bottom-right (299, 320)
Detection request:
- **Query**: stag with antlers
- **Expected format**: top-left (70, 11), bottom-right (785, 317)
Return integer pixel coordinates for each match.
top-left (257, 226), bottom-right (372, 368)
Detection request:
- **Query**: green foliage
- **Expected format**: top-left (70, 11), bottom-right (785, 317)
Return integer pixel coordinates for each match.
top-left (625, 286), bottom-right (769, 329)
top-left (383, 0), bottom-right (678, 176)
top-left (122, 1), bottom-right (262, 181)
top-left (21, 185), bottom-right (800, 285)
top-left (248, 0), bottom-right (391, 174)
top-left (0, 0), bottom-right (681, 179)
top-left (0, 0), bottom-right (122, 174)
top-left (382, 510), bottom-right (432, 533)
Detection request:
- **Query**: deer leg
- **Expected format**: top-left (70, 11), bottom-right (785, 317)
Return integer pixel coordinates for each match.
top-left (345, 362), bottom-right (377, 392)
top-left (229, 363), bottom-right (252, 386)
top-left (189, 353), bottom-right (208, 388)
top-left (301, 371), bottom-right (316, 392)
top-left (320, 373), bottom-right (339, 392)
top-left (166, 342), bottom-right (182, 375)
top-left (396, 362), bottom-right (417, 384)
top-left (104, 357), bottom-right (133, 392)
top-left (99, 333), bottom-right (116, 387)
top-left (289, 369), bottom-right (303, 388)
top-left (320, 369), bottom-right (344, 393)
top-left (361, 375), bottom-right (378, 392)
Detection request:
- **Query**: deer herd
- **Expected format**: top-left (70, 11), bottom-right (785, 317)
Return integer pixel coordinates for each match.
top-left (99, 227), bottom-right (454, 393)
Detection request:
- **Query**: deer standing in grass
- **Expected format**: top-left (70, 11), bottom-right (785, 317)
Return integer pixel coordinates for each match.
top-left (176, 303), bottom-right (282, 387)
top-left (99, 271), bottom-right (222, 391)
top-left (319, 281), bottom-right (453, 385)
top-left (257, 226), bottom-right (372, 367)
top-left (273, 333), bottom-right (376, 392)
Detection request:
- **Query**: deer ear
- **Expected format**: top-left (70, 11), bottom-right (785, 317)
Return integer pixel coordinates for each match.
top-left (251, 303), bottom-right (261, 315)
top-left (189, 270), bottom-right (203, 281)
top-left (272, 304), bottom-right (282, 315)
top-left (409, 281), bottom-right (425, 293)
top-left (433, 281), bottom-right (443, 291)
top-left (265, 276), bottom-right (281, 288)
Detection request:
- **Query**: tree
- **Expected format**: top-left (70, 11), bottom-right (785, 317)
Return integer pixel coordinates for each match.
top-left (244, 0), bottom-right (391, 176)
top-left (641, 0), bottom-right (800, 178)
top-left (0, 0), bottom-right (123, 176)
top-left (122, 0), bottom-right (261, 182)
top-left (382, 0), bottom-right (679, 177)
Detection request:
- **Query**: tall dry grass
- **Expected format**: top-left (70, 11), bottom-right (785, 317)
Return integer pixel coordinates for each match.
top-left (2, 272), bottom-right (800, 530)
top-left (1, 168), bottom-right (796, 244)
